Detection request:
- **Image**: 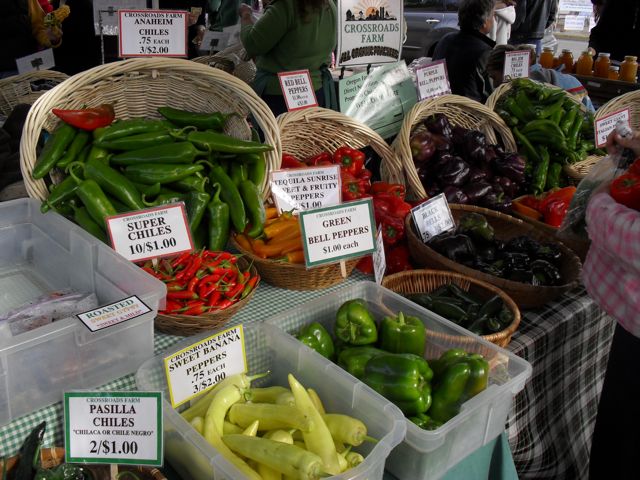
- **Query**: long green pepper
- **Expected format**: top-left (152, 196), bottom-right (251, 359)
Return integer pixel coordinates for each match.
top-left (207, 182), bottom-right (230, 251)
top-left (123, 163), bottom-right (204, 185)
top-left (111, 142), bottom-right (206, 166)
top-left (187, 130), bottom-right (273, 154)
top-left (209, 164), bottom-right (246, 232)
top-left (83, 158), bottom-right (145, 211)
top-left (32, 122), bottom-right (77, 179)
top-left (239, 179), bottom-right (266, 238)
top-left (185, 191), bottom-right (211, 234)
top-left (56, 130), bottom-right (90, 169)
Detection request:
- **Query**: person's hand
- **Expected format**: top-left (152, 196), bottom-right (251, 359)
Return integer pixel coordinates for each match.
top-left (239, 4), bottom-right (252, 20)
top-left (606, 130), bottom-right (640, 157)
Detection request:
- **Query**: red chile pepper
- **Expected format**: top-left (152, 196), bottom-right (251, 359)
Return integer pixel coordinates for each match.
top-left (184, 300), bottom-right (207, 316)
top-left (333, 146), bottom-right (365, 176)
top-left (187, 276), bottom-right (199, 292)
top-left (305, 152), bottom-right (332, 166)
top-left (241, 275), bottom-right (259, 299)
top-left (204, 251), bottom-right (234, 260)
top-left (281, 153), bottom-right (306, 169)
top-left (52, 104), bottom-right (116, 131)
top-left (167, 290), bottom-right (199, 300)
top-left (166, 282), bottom-right (186, 292)
top-left (370, 182), bottom-right (406, 199)
top-left (207, 291), bottom-right (223, 307)
top-left (225, 283), bottom-right (244, 299)
top-left (217, 298), bottom-right (234, 310)
top-left (162, 300), bottom-right (184, 314)
top-left (171, 251), bottom-right (192, 268)
top-left (175, 254), bottom-right (204, 281)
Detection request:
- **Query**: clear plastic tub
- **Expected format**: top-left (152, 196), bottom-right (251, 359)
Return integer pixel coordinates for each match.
top-left (135, 323), bottom-right (406, 480)
top-left (0, 199), bottom-right (165, 426)
top-left (265, 281), bottom-right (532, 480)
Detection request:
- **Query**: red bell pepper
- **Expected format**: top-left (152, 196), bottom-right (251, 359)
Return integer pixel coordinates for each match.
top-left (518, 195), bottom-right (541, 212)
top-left (380, 214), bottom-right (405, 246)
top-left (374, 192), bottom-right (412, 220)
top-left (51, 104), bottom-right (115, 131)
top-left (305, 152), bottom-right (332, 166)
top-left (333, 146), bottom-right (365, 176)
top-left (385, 244), bottom-right (413, 275)
top-left (610, 173), bottom-right (640, 211)
top-left (356, 255), bottom-right (374, 275)
top-left (628, 157), bottom-right (640, 176)
top-left (342, 171), bottom-right (367, 201)
top-left (370, 182), bottom-right (406, 199)
top-left (281, 153), bottom-right (306, 169)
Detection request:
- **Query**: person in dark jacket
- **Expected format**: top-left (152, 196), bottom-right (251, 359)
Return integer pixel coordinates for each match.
top-left (51, 0), bottom-right (100, 75)
top-left (509, 0), bottom-right (557, 56)
top-left (432, 0), bottom-right (496, 103)
top-left (589, 0), bottom-right (639, 61)
top-left (159, 1), bottom-right (208, 58)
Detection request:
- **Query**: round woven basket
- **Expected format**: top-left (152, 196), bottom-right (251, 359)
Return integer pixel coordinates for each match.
top-left (277, 107), bottom-right (405, 185)
top-left (192, 43), bottom-right (256, 85)
top-left (19, 58), bottom-right (281, 201)
top-left (155, 257), bottom-right (259, 336)
top-left (382, 269), bottom-right (521, 347)
top-left (405, 204), bottom-right (582, 309)
top-left (0, 70), bottom-right (68, 116)
top-left (391, 94), bottom-right (517, 199)
top-left (231, 234), bottom-right (358, 290)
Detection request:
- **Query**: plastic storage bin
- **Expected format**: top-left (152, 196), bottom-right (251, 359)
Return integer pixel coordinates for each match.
top-left (0, 199), bottom-right (165, 426)
top-left (135, 323), bottom-right (406, 480)
top-left (265, 281), bottom-right (532, 480)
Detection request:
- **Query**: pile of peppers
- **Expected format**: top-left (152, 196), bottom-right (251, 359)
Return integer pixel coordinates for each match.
top-left (143, 250), bottom-right (259, 316)
top-left (35, 106), bottom-right (273, 252)
top-left (513, 186), bottom-right (577, 227)
top-left (295, 299), bottom-right (490, 430)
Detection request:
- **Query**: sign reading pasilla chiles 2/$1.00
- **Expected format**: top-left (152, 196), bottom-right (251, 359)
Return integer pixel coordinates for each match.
top-left (337, 0), bottom-right (403, 66)
top-left (64, 391), bottom-right (163, 466)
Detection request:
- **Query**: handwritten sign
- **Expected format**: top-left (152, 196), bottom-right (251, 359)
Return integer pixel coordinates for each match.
top-left (76, 295), bottom-right (151, 332)
top-left (373, 227), bottom-right (386, 285)
top-left (564, 15), bottom-right (586, 31)
top-left (299, 199), bottom-right (376, 267)
top-left (270, 165), bottom-right (341, 213)
top-left (595, 108), bottom-right (631, 147)
top-left (106, 204), bottom-right (193, 262)
top-left (164, 326), bottom-right (247, 408)
top-left (118, 9), bottom-right (188, 57)
top-left (411, 194), bottom-right (455, 243)
top-left (504, 50), bottom-right (530, 80)
top-left (16, 49), bottom-right (55, 74)
top-left (64, 391), bottom-right (162, 466)
top-left (416, 60), bottom-right (451, 100)
top-left (278, 70), bottom-right (318, 111)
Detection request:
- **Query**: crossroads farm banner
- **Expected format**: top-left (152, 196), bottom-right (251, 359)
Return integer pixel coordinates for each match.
top-left (336, 0), bottom-right (403, 67)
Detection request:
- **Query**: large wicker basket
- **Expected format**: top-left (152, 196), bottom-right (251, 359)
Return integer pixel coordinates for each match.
top-left (277, 107), bottom-right (405, 185)
top-left (391, 95), bottom-right (517, 199)
top-left (406, 204), bottom-right (582, 309)
top-left (382, 269), bottom-right (521, 347)
top-left (192, 43), bottom-right (256, 85)
top-left (19, 58), bottom-right (281, 201)
top-left (0, 70), bottom-right (68, 116)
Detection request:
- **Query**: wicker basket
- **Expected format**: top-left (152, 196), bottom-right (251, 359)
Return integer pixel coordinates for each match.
top-left (231, 234), bottom-right (358, 290)
top-left (405, 204), bottom-right (582, 309)
top-left (155, 257), bottom-right (259, 336)
top-left (0, 70), bottom-right (68, 116)
top-left (192, 43), bottom-right (256, 85)
top-left (19, 58), bottom-right (281, 201)
top-left (382, 269), bottom-right (521, 347)
top-left (391, 95), bottom-right (517, 199)
top-left (277, 107), bottom-right (405, 185)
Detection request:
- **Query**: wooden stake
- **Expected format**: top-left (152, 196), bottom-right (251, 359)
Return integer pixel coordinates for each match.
top-left (110, 463), bottom-right (118, 480)
top-left (340, 260), bottom-right (347, 278)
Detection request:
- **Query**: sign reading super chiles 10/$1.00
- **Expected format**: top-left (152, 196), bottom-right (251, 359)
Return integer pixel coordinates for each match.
top-left (118, 9), bottom-right (188, 57)
top-left (337, 0), bottom-right (403, 67)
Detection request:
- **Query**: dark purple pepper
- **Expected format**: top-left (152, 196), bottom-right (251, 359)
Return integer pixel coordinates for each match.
top-left (451, 126), bottom-right (467, 149)
top-left (410, 131), bottom-right (437, 164)
top-left (493, 176), bottom-right (518, 198)
top-left (424, 113), bottom-right (453, 138)
top-left (440, 158), bottom-right (471, 186)
top-left (443, 185), bottom-right (469, 204)
top-left (463, 130), bottom-right (487, 164)
top-left (432, 133), bottom-right (452, 153)
top-left (467, 167), bottom-right (490, 184)
top-left (463, 181), bottom-right (493, 203)
top-left (492, 153), bottom-right (526, 184)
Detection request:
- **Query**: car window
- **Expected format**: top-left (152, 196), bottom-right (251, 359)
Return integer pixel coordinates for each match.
top-left (444, 0), bottom-right (458, 11)
top-left (404, 0), bottom-right (444, 10)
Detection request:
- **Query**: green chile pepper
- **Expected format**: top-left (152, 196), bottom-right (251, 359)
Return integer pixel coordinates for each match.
top-left (207, 183), bottom-right (230, 251)
top-left (337, 346), bottom-right (385, 379)
top-left (185, 191), bottom-right (211, 234)
top-left (83, 158), bottom-right (145, 211)
top-left (238, 179), bottom-right (266, 238)
top-left (379, 312), bottom-right (426, 356)
top-left (56, 130), bottom-right (91, 169)
top-left (334, 299), bottom-right (378, 345)
top-left (187, 130), bottom-right (273, 154)
top-left (513, 127), bottom-right (541, 164)
top-left (230, 161), bottom-right (248, 186)
top-left (477, 295), bottom-right (504, 319)
top-left (247, 153), bottom-right (267, 187)
top-left (545, 162), bottom-right (562, 190)
top-left (192, 221), bottom-right (207, 250)
top-left (41, 175), bottom-right (79, 213)
top-left (532, 147), bottom-right (550, 195)
top-left (95, 130), bottom-right (174, 151)
top-left (124, 163), bottom-right (204, 185)
top-left (209, 164), bottom-right (246, 232)
top-left (32, 123), bottom-right (77, 179)
top-left (409, 412), bottom-right (443, 431)
top-left (14, 421), bottom-right (47, 480)
top-left (560, 106), bottom-right (578, 135)
top-left (111, 142), bottom-right (206, 166)
top-left (87, 145), bottom-right (110, 164)
top-left (169, 174), bottom-right (208, 193)
top-left (158, 106), bottom-right (231, 130)
top-left (93, 118), bottom-right (172, 142)
top-left (69, 165), bottom-right (117, 229)
top-left (143, 189), bottom-right (187, 207)
top-left (53, 201), bottom-right (75, 218)
top-left (297, 321), bottom-right (335, 359)
top-left (132, 182), bottom-right (161, 197)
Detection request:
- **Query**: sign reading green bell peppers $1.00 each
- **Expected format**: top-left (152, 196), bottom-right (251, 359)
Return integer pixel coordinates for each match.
top-left (299, 199), bottom-right (377, 267)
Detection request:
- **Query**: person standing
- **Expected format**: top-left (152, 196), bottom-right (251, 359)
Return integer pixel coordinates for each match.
top-left (589, 0), bottom-right (639, 61)
top-left (489, 1), bottom-right (516, 45)
top-left (239, 0), bottom-right (337, 116)
top-left (509, 0), bottom-right (557, 56)
top-left (159, 1), bottom-right (208, 58)
top-left (432, 0), bottom-right (496, 102)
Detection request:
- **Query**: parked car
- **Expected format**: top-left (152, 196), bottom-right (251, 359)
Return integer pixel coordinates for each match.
top-left (402, 0), bottom-right (558, 64)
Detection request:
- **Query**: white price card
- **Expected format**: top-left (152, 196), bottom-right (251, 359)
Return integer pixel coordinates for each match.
top-left (164, 325), bottom-right (247, 408)
top-left (270, 165), bottom-right (342, 214)
top-left (299, 199), bottom-right (376, 267)
top-left (64, 391), bottom-right (163, 466)
top-left (373, 226), bottom-right (386, 285)
top-left (411, 193), bottom-right (455, 243)
top-left (564, 15), bottom-right (586, 31)
top-left (76, 295), bottom-right (151, 332)
top-left (278, 70), bottom-right (318, 111)
top-left (595, 108), bottom-right (631, 147)
top-left (415, 60), bottom-right (451, 100)
top-left (16, 48), bottom-right (55, 74)
top-left (118, 9), bottom-right (188, 57)
top-left (504, 50), bottom-right (530, 80)
top-left (106, 203), bottom-right (193, 262)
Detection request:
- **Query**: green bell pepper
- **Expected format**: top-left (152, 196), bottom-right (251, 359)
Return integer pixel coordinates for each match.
top-left (337, 346), bottom-right (385, 379)
top-left (408, 412), bottom-right (443, 431)
top-left (362, 353), bottom-right (434, 416)
top-left (334, 299), bottom-right (378, 345)
top-left (379, 311), bottom-right (426, 356)
top-left (457, 212), bottom-right (495, 242)
top-left (297, 321), bottom-right (335, 359)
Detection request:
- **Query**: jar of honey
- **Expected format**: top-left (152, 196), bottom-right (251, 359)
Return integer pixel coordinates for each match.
top-left (594, 52), bottom-right (611, 78)
top-left (620, 55), bottom-right (638, 83)
top-left (608, 66), bottom-right (620, 80)
top-left (540, 47), bottom-right (555, 69)
top-left (560, 49), bottom-right (574, 73)
top-left (575, 51), bottom-right (594, 76)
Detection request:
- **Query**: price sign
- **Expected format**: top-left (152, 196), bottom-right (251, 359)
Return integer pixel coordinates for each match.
top-left (373, 226), bottom-right (386, 285)
top-left (16, 48), bottom-right (55, 74)
top-left (64, 391), bottom-right (162, 465)
top-left (76, 295), bottom-right (151, 332)
top-left (504, 50), bottom-right (530, 80)
top-left (106, 203), bottom-right (193, 262)
top-left (415, 60), bottom-right (451, 100)
top-left (164, 325), bottom-right (247, 408)
top-left (411, 194), bottom-right (455, 243)
top-left (118, 9), bottom-right (188, 57)
top-left (299, 199), bottom-right (376, 267)
top-left (270, 165), bottom-right (341, 214)
top-left (595, 108), bottom-right (631, 147)
top-left (564, 15), bottom-right (586, 31)
top-left (278, 70), bottom-right (318, 111)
